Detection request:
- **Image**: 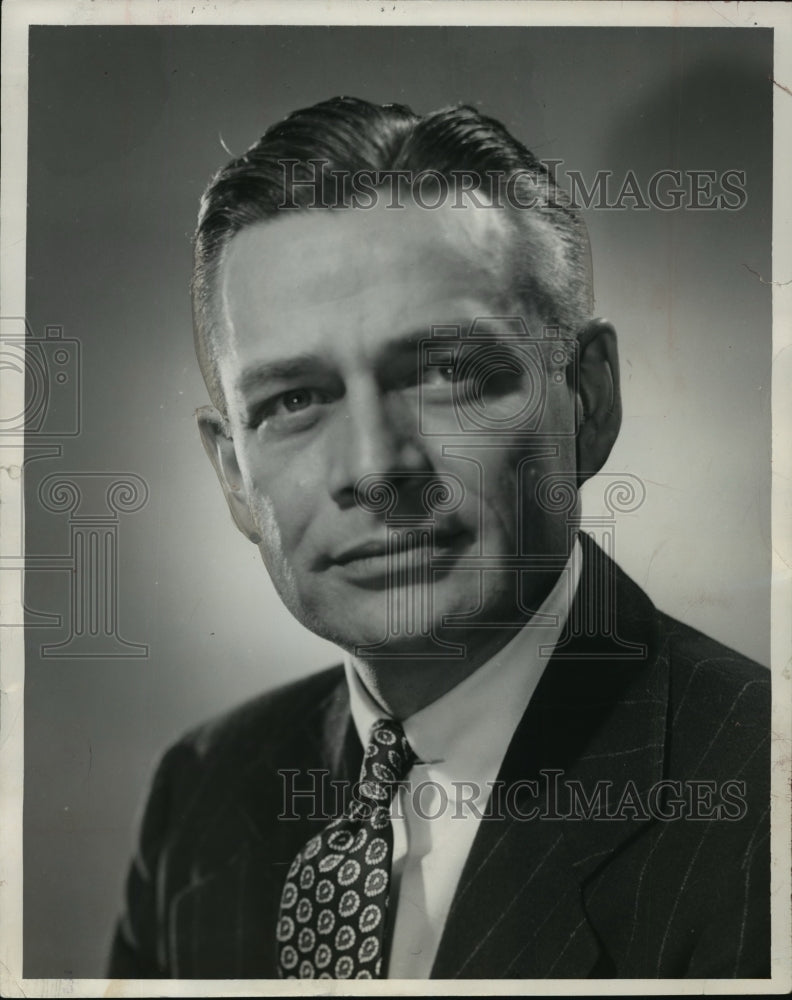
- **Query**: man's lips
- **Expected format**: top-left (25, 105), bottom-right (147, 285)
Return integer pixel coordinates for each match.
top-left (321, 526), bottom-right (472, 578)
top-left (332, 528), bottom-right (467, 563)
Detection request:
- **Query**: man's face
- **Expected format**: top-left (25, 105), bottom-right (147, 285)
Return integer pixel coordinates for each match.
top-left (211, 199), bottom-right (580, 654)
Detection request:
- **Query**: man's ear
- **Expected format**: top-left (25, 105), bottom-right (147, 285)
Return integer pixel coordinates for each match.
top-left (574, 318), bottom-right (622, 485)
top-left (196, 405), bottom-right (261, 543)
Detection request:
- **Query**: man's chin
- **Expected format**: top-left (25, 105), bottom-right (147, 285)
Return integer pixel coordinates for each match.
top-left (297, 583), bottom-right (487, 659)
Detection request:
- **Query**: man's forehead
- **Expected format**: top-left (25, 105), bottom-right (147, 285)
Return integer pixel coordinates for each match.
top-left (220, 195), bottom-right (518, 295)
top-left (214, 196), bottom-right (556, 383)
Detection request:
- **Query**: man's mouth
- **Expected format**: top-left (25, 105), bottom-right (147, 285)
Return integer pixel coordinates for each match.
top-left (327, 527), bottom-right (471, 583)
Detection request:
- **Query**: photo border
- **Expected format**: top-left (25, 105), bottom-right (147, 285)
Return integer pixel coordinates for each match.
top-left (1, 1), bottom-right (790, 996)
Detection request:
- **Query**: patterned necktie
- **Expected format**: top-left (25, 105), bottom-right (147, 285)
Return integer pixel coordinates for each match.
top-left (276, 718), bottom-right (416, 979)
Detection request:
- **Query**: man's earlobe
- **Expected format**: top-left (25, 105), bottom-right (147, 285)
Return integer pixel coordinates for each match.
top-left (196, 406), bottom-right (261, 544)
top-left (574, 318), bottom-right (622, 485)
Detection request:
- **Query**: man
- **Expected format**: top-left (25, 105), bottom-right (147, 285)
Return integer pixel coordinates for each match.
top-left (108, 97), bottom-right (770, 979)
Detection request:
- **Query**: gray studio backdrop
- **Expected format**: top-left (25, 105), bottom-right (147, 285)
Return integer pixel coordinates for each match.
top-left (23, 26), bottom-right (772, 977)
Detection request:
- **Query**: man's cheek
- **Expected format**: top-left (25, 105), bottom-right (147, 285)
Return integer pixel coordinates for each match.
top-left (243, 483), bottom-right (292, 556)
top-left (254, 481), bottom-right (322, 559)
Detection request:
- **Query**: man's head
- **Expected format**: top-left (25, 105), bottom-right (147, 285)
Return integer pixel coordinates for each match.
top-left (193, 97), bottom-right (621, 659)
top-left (193, 97), bottom-right (594, 414)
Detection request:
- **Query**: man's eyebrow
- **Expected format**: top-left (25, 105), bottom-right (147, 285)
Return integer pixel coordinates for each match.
top-left (234, 335), bottom-right (424, 394)
top-left (233, 324), bottom-right (478, 395)
top-left (379, 330), bottom-right (429, 357)
top-left (235, 354), bottom-right (323, 395)
top-left (380, 323), bottom-right (484, 355)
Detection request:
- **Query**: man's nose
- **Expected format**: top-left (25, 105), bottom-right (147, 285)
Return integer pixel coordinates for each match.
top-left (327, 384), bottom-right (432, 509)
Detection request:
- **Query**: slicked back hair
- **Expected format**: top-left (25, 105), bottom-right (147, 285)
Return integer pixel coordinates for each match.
top-left (192, 96), bottom-right (593, 413)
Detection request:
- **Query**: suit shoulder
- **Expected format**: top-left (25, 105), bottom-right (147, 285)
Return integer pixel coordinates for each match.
top-left (162, 662), bottom-right (345, 772)
top-left (658, 611), bottom-right (769, 697)
top-left (657, 612), bottom-right (769, 776)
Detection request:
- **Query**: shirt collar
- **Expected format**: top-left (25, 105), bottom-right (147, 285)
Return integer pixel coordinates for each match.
top-left (343, 538), bottom-right (582, 785)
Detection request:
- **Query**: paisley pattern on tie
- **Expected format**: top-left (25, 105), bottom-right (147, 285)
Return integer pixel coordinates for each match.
top-left (277, 718), bottom-right (415, 979)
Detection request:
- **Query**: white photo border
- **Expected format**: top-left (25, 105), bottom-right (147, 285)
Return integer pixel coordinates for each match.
top-left (1, 1), bottom-right (790, 996)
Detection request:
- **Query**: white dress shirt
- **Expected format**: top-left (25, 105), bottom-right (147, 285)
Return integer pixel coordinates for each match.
top-left (342, 538), bottom-right (582, 978)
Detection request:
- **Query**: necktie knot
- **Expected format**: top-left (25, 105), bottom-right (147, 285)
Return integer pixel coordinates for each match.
top-left (357, 719), bottom-right (415, 806)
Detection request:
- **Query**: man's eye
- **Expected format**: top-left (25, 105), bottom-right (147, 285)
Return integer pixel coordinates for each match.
top-left (423, 363), bottom-right (457, 385)
top-left (273, 387), bottom-right (332, 420)
top-left (248, 388), bottom-right (330, 429)
top-left (280, 389), bottom-right (316, 413)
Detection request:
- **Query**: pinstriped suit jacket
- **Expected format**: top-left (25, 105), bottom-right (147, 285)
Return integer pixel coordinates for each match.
top-left (108, 536), bottom-right (770, 978)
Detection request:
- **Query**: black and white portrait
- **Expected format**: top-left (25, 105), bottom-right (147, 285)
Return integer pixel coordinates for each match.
top-left (1, 2), bottom-right (790, 995)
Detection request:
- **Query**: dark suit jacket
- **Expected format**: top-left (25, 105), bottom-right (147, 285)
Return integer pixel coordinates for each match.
top-left (108, 537), bottom-right (770, 978)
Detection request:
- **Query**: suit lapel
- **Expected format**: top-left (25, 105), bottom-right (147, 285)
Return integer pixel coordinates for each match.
top-left (429, 740), bottom-right (603, 978)
top-left (168, 670), bottom-right (360, 978)
top-left (432, 536), bottom-right (670, 978)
